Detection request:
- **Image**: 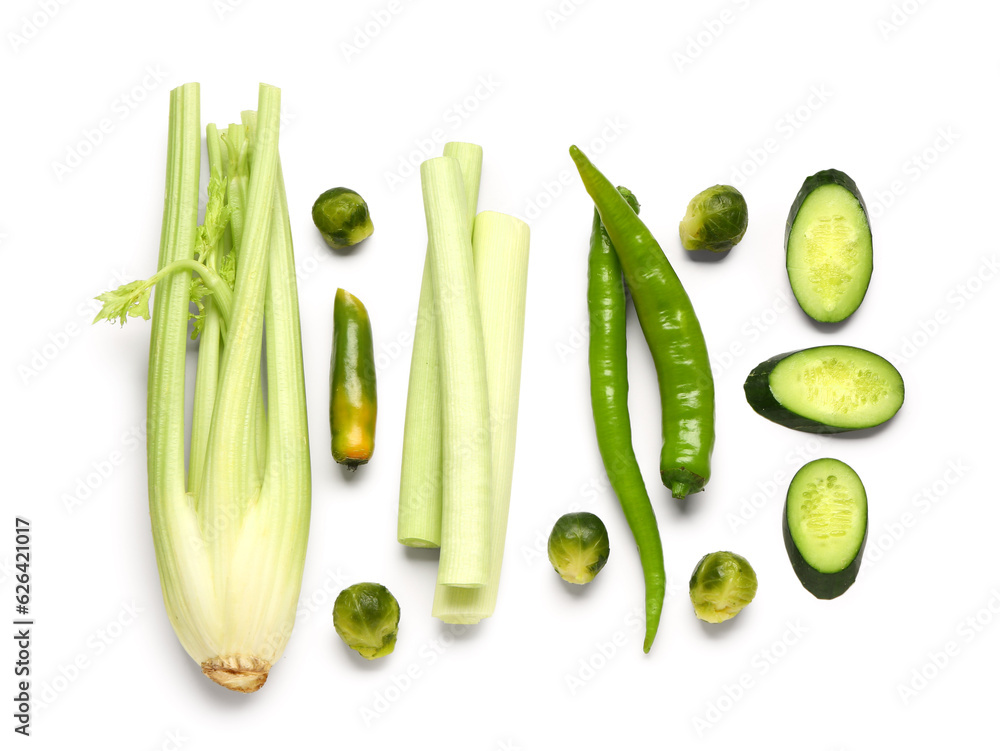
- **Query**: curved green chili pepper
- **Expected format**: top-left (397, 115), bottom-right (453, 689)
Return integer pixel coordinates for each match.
top-left (571, 146), bottom-right (715, 499)
top-left (588, 186), bottom-right (666, 652)
top-left (331, 288), bottom-right (377, 469)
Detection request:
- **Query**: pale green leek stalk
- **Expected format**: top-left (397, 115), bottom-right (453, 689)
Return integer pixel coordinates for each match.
top-left (420, 156), bottom-right (491, 588)
top-left (432, 211), bottom-right (530, 623)
top-left (397, 143), bottom-right (482, 548)
top-left (99, 83), bottom-right (310, 692)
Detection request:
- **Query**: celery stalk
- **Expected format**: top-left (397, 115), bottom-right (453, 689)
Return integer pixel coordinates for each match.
top-left (188, 123), bottom-right (226, 496)
top-left (142, 83), bottom-right (218, 674)
top-left (432, 211), bottom-right (530, 623)
top-left (94, 83), bottom-right (310, 693)
top-left (235, 111), bottom-right (269, 484)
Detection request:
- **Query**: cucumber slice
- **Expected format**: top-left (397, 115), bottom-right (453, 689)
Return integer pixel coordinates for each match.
top-left (783, 458), bottom-right (867, 599)
top-left (786, 170), bottom-right (873, 323)
top-left (744, 345), bottom-right (904, 433)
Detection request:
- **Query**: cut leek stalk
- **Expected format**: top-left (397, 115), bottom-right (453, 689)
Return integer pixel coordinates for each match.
top-left (420, 156), bottom-right (491, 588)
top-left (397, 143), bottom-right (482, 548)
top-left (433, 211), bottom-right (530, 622)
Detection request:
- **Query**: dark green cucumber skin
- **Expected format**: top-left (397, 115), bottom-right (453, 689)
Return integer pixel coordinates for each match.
top-left (782, 496), bottom-right (867, 600)
top-left (743, 350), bottom-right (849, 433)
top-left (784, 169), bottom-right (872, 322)
top-left (743, 347), bottom-right (903, 434)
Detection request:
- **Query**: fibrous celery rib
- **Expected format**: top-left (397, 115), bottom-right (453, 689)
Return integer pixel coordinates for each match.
top-left (93, 83), bottom-right (310, 693)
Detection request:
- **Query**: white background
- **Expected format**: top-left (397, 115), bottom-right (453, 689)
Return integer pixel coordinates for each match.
top-left (4, 0), bottom-right (999, 746)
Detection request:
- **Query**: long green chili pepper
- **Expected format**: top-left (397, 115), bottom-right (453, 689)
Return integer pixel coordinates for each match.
top-left (571, 146), bottom-right (715, 499)
top-left (330, 288), bottom-right (377, 469)
top-left (588, 186), bottom-right (665, 653)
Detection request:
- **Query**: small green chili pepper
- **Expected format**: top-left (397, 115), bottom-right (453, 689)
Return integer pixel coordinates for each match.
top-left (570, 145), bottom-right (715, 499)
top-left (587, 186), bottom-right (665, 653)
top-left (331, 288), bottom-right (377, 469)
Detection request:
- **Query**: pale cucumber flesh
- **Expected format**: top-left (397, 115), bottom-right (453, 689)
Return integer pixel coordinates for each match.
top-left (787, 184), bottom-right (872, 323)
top-left (786, 458), bottom-right (867, 574)
top-left (769, 346), bottom-right (903, 430)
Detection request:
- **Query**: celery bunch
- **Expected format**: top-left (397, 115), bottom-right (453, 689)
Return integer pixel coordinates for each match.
top-left (94, 83), bottom-right (310, 693)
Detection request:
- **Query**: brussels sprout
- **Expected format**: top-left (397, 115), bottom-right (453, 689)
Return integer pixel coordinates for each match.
top-left (332, 582), bottom-right (400, 659)
top-left (547, 512), bottom-right (610, 585)
top-left (312, 187), bottom-right (374, 250)
top-left (678, 184), bottom-right (748, 252)
top-left (689, 551), bottom-right (758, 623)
